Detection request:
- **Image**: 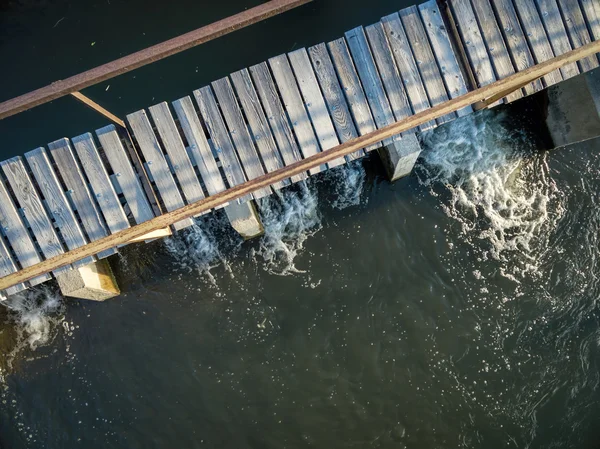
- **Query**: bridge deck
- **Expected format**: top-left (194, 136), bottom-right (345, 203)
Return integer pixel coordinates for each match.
top-left (0, 0), bottom-right (599, 299)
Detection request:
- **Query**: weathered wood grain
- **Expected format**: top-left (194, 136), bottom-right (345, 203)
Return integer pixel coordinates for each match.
top-left (419, 0), bottom-right (472, 116)
top-left (513, 0), bottom-right (563, 86)
top-left (327, 38), bottom-right (378, 150)
top-left (96, 125), bottom-right (155, 224)
top-left (558, 0), bottom-right (599, 71)
top-left (0, 177), bottom-right (50, 285)
top-left (148, 102), bottom-right (206, 205)
top-left (25, 147), bottom-right (94, 267)
top-left (308, 43), bottom-right (364, 159)
top-left (1, 157), bottom-right (69, 276)
top-left (580, 0), bottom-right (600, 42)
top-left (48, 138), bottom-right (116, 259)
top-left (249, 63), bottom-right (308, 182)
top-left (0, 236), bottom-right (26, 297)
top-left (230, 69), bottom-right (289, 188)
top-left (212, 77), bottom-right (272, 198)
top-left (288, 48), bottom-right (345, 168)
top-left (127, 109), bottom-right (194, 230)
top-left (535, 0), bottom-right (580, 79)
top-left (269, 54), bottom-right (326, 174)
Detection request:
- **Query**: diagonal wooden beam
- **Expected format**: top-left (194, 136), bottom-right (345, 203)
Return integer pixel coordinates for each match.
top-left (0, 39), bottom-right (598, 292)
top-left (0, 0), bottom-right (312, 120)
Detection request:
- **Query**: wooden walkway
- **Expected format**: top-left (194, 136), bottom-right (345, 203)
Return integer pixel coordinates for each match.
top-left (0, 0), bottom-right (599, 299)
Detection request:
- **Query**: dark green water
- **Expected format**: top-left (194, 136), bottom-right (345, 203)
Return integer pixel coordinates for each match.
top-left (2, 1), bottom-right (600, 449)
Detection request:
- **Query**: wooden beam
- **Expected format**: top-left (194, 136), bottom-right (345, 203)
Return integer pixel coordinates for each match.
top-left (71, 92), bottom-right (125, 127)
top-left (127, 227), bottom-right (172, 243)
top-left (0, 39), bottom-right (598, 291)
top-left (0, 0), bottom-right (312, 120)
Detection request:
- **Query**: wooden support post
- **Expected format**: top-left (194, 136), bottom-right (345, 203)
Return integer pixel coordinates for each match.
top-left (0, 39), bottom-right (598, 292)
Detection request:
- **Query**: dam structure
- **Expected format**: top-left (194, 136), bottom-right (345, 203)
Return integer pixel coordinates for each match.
top-left (0, 0), bottom-right (599, 300)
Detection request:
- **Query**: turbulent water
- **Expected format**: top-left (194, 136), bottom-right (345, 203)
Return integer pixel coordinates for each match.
top-left (2, 109), bottom-right (600, 448)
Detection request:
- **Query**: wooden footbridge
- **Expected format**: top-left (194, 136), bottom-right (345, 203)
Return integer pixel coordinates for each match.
top-left (0, 0), bottom-right (599, 299)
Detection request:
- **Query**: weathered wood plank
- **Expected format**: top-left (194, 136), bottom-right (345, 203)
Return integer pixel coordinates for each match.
top-left (327, 38), bottom-right (378, 150)
top-left (513, 0), bottom-right (563, 86)
top-left (419, 0), bottom-right (472, 116)
top-left (127, 109), bottom-right (194, 230)
top-left (288, 48), bottom-right (346, 168)
top-left (24, 148), bottom-right (94, 267)
top-left (194, 86), bottom-right (254, 201)
top-left (230, 69), bottom-right (289, 188)
top-left (249, 62), bottom-right (307, 182)
top-left (470, 0), bottom-right (524, 101)
top-left (399, 6), bottom-right (456, 124)
top-left (381, 14), bottom-right (436, 130)
top-left (0, 237), bottom-right (26, 296)
top-left (364, 23), bottom-right (415, 125)
top-left (558, 0), bottom-right (599, 71)
top-left (211, 77), bottom-right (272, 198)
top-left (1, 157), bottom-right (69, 276)
top-left (580, 0), bottom-right (600, 42)
top-left (71, 133), bottom-right (131, 236)
top-left (0, 177), bottom-right (50, 285)
top-left (48, 138), bottom-right (116, 259)
top-left (172, 96), bottom-right (229, 196)
top-left (345, 26), bottom-right (397, 143)
top-left (535, 0), bottom-right (580, 79)
top-left (269, 54), bottom-right (327, 174)
top-left (148, 102), bottom-right (206, 205)
top-left (308, 43), bottom-right (364, 159)
top-left (95, 125), bottom-right (155, 224)
top-left (490, 0), bottom-right (544, 94)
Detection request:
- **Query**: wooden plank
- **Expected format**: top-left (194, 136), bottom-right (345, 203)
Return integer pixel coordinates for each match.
top-left (24, 148), bottom-right (94, 267)
top-left (308, 43), bottom-right (364, 160)
top-left (211, 77), bottom-right (272, 198)
top-left (48, 138), bottom-right (116, 259)
top-left (513, 0), bottom-right (563, 86)
top-left (558, 0), bottom-right (599, 72)
top-left (535, 0), bottom-right (580, 79)
top-left (0, 177), bottom-right (50, 285)
top-left (399, 6), bottom-right (456, 124)
top-left (71, 133), bottom-right (130, 236)
top-left (2, 39), bottom-right (600, 291)
top-left (172, 96), bottom-right (229, 196)
top-left (95, 125), bottom-right (155, 224)
top-left (194, 86), bottom-right (253, 201)
top-left (288, 48), bottom-right (346, 168)
top-left (381, 14), bottom-right (436, 130)
top-left (0, 157), bottom-right (69, 276)
top-left (127, 109), bottom-right (194, 230)
top-left (148, 102), bottom-right (206, 204)
top-left (230, 69), bottom-right (289, 188)
top-left (490, 0), bottom-right (544, 94)
top-left (345, 26), bottom-right (397, 143)
top-left (580, 0), bottom-right (600, 41)
top-left (249, 62), bottom-right (307, 183)
top-left (418, 0), bottom-right (472, 116)
top-left (269, 54), bottom-right (327, 174)
top-left (327, 38), bottom-right (378, 151)
top-left (0, 237), bottom-right (26, 297)
top-left (364, 23), bottom-right (415, 125)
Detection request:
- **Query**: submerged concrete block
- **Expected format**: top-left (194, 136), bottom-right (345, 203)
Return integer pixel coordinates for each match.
top-left (56, 259), bottom-right (120, 301)
top-left (225, 201), bottom-right (264, 240)
top-left (378, 133), bottom-right (422, 181)
top-left (546, 67), bottom-right (600, 148)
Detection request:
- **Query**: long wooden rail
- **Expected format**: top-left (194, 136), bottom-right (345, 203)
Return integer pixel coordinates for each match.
top-left (0, 39), bottom-right (598, 292)
top-left (0, 0), bottom-right (312, 120)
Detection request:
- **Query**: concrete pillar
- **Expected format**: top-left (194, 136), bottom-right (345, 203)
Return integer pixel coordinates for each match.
top-left (378, 133), bottom-right (422, 181)
top-left (546, 67), bottom-right (600, 148)
top-left (56, 259), bottom-right (120, 301)
top-left (224, 201), bottom-right (264, 240)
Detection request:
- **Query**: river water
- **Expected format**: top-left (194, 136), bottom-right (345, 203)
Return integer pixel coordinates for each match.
top-left (2, 1), bottom-right (600, 449)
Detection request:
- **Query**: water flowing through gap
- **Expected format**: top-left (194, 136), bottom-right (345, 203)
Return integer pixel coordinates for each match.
top-left (2, 108), bottom-right (600, 448)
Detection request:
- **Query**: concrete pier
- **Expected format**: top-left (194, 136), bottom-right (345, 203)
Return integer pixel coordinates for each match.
top-left (56, 259), bottom-right (120, 301)
top-left (546, 68), bottom-right (600, 148)
top-left (224, 201), bottom-right (264, 240)
top-left (378, 134), bottom-right (422, 181)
